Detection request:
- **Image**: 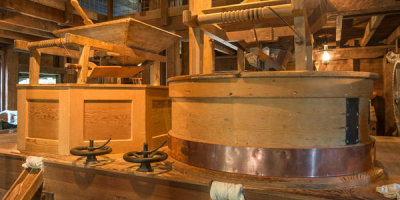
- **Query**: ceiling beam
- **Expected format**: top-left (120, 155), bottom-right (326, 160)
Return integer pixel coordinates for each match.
top-left (335, 15), bottom-right (343, 47)
top-left (313, 45), bottom-right (394, 60)
top-left (0, 37), bottom-right (12, 44)
top-left (0, 0), bottom-right (84, 26)
top-left (386, 25), bottom-right (400, 44)
top-left (0, 10), bottom-right (62, 32)
top-left (360, 15), bottom-right (384, 46)
top-left (214, 41), bottom-right (236, 55)
top-left (0, 21), bottom-right (54, 39)
top-left (0, 29), bottom-right (44, 41)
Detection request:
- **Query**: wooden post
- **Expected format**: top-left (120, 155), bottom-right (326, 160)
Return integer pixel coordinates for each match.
top-left (237, 48), bottom-right (245, 72)
top-left (64, 0), bottom-right (73, 23)
top-left (189, 0), bottom-right (213, 75)
top-left (160, 0), bottom-right (169, 25)
top-left (0, 50), bottom-right (5, 111)
top-left (77, 45), bottom-right (91, 84)
top-left (150, 61), bottom-right (160, 86)
top-left (5, 46), bottom-right (18, 110)
top-left (166, 41), bottom-right (182, 79)
top-left (107, 0), bottom-right (114, 21)
top-left (203, 39), bottom-right (215, 74)
top-left (29, 49), bottom-right (41, 85)
top-left (292, 0), bottom-right (313, 71)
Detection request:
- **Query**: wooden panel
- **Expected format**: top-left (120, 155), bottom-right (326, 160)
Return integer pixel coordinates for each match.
top-left (172, 98), bottom-right (347, 147)
top-left (84, 100), bottom-right (132, 140)
top-left (150, 100), bottom-right (171, 136)
top-left (27, 100), bottom-right (59, 140)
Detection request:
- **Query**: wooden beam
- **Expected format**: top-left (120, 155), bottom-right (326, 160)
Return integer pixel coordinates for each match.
top-left (292, 0), bottom-right (313, 70)
top-left (0, 37), bottom-right (12, 44)
top-left (0, 0), bottom-right (86, 26)
top-left (64, 0), bottom-right (73, 23)
top-left (107, 0), bottom-right (113, 21)
top-left (0, 29), bottom-right (44, 41)
top-left (0, 10), bottom-right (61, 32)
top-left (237, 48), bottom-right (245, 72)
top-left (214, 41), bottom-right (236, 55)
top-left (336, 15), bottom-right (343, 47)
top-left (189, 0), bottom-right (213, 75)
top-left (30, 0), bottom-right (100, 20)
top-left (226, 26), bottom-right (294, 43)
top-left (150, 61), bottom-right (161, 86)
top-left (0, 21), bottom-right (54, 39)
top-left (14, 40), bottom-right (82, 58)
top-left (160, 0), bottom-right (169, 25)
top-left (313, 45), bottom-right (394, 61)
top-left (29, 49), bottom-right (41, 85)
top-left (360, 15), bottom-right (384, 46)
top-left (76, 45), bottom-right (91, 84)
top-left (386, 25), bottom-right (400, 44)
top-left (166, 41), bottom-right (181, 78)
top-left (202, 0), bottom-right (291, 14)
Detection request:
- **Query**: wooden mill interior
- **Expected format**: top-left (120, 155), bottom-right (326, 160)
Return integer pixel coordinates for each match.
top-left (0, 0), bottom-right (400, 199)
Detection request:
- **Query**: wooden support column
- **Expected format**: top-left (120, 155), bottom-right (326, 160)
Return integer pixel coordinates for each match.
top-left (160, 0), bottom-right (169, 25)
top-left (150, 61), bottom-right (160, 86)
top-left (166, 41), bottom-right (182, 79)
top-left (203, 39), bottom-right (215, 74)
top-left (76, 45), bottom-right (90, 84)
top-left (189, 0), bottom-right (213, 75)
top-left (29, 49), bottom-right (41, 85)
top-left (64, 0), bottom-right (73, 24)
top-left (237, 48), bottom-right (245, 72)
top-left (336, 15), bottom-right (343, 47)
top-left (5, 46), bottom-right (18, 110)
top-left (107, 0), bottom-right (114, 21)
top-left (292, 0), bottom-right (313, 71)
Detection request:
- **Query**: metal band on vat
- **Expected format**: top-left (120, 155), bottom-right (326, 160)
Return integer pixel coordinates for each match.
top-left (169, 136), bottom-right (375, 178)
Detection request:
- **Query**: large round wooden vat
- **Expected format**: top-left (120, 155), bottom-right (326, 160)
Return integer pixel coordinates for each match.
top-left (168, 71), bottom-right (379, 178)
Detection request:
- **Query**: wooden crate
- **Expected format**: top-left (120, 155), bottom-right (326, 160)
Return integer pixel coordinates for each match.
top-left (17, 84), bottom-right (171, 155)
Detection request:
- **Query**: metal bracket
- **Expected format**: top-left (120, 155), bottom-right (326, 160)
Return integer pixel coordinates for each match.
top-left (346, 98), bottom-right (359, 145)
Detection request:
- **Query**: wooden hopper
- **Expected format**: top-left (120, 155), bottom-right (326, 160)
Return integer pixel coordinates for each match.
top-left (53, 18), bottom-right (182, 53)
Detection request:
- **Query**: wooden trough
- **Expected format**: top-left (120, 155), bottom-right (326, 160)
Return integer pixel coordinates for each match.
top-left (168, 71), bottom-right (381, 180)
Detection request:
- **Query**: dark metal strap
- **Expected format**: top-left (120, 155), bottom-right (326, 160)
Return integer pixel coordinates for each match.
top-left (346, 98), bottom-right (359, 145)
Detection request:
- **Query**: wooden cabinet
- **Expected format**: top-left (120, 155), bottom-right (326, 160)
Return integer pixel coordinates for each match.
top-left (17, 84), bottom-right (170, 155)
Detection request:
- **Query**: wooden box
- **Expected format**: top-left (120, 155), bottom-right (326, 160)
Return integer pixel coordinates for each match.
top-left (17, 84), bottom-right (171, 155)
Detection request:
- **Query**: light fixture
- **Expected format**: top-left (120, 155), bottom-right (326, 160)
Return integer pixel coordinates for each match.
top-left (322, 44), bottom-right (330, 66)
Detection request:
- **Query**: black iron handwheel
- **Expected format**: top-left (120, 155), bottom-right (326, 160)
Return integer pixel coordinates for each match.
top-left (123, 151), bottom-right (168, 163)
top-left (70, 146), bottom-right (112, 156)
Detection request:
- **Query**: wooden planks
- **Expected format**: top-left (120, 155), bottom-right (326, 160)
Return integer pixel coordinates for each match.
top-left (2, 168), bottom-right (43, 200)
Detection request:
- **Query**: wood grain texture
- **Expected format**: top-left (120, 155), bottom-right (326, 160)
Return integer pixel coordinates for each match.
top-left (84, 100), bottom-right (132, 140)
top-left (27, 100), bottom-right (59, 140)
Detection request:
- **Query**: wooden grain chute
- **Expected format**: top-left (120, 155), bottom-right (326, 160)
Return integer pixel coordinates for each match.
top-left (2, 168), bottom-right (43, 200)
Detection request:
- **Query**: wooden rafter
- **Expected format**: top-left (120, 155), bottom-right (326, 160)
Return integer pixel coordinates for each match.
top-left (0, 10), bottom-right (61, 32)
top-left (386, 25), bottom-right (400, 44)
top-left (335, 15), bottom-right (343, 47)
top-left (0, 21), bottom-right (54, 39)
top-left (0, 29), bottom-right (44, 41)
top-left (360, 15), bottom-right (384, 46)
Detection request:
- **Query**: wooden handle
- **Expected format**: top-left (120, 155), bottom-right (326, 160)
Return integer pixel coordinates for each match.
top-left (70, 0), bottom-right (94, 25)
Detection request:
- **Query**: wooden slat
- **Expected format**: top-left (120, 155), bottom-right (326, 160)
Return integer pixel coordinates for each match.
top-left (360, 15), bottom-right (385, 46)
top-left (2, 168), bottom-right (43, 200)
top-left (214, 41), bottom-right (236, 55)
top-left (150, 61), bottom-right (161, 86)
top-left (14, 40), bottom-right (82, 59)
top-left (237, 48), bottom-right (245, 72)
top-left (226, 26), bottom-right (294, 43)
top-left (88, 66), bottom-right (144, 78)
top-left (336, 15), bottom-right (343, 47)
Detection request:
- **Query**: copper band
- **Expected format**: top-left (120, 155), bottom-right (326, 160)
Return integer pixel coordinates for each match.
top-left (169, 135), bottom-right (375, 178)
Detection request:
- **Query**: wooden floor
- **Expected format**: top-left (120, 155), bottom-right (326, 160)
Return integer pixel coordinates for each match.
top-left (1, 132), bottom-right (400, 199)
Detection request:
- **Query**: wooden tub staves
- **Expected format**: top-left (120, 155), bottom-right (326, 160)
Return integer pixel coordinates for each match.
top-left (168, 71), bottom-right (381, 180)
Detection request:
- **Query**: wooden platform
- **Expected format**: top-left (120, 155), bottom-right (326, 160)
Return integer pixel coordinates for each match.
top-left (1, 133), bottom-right (400, 199)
